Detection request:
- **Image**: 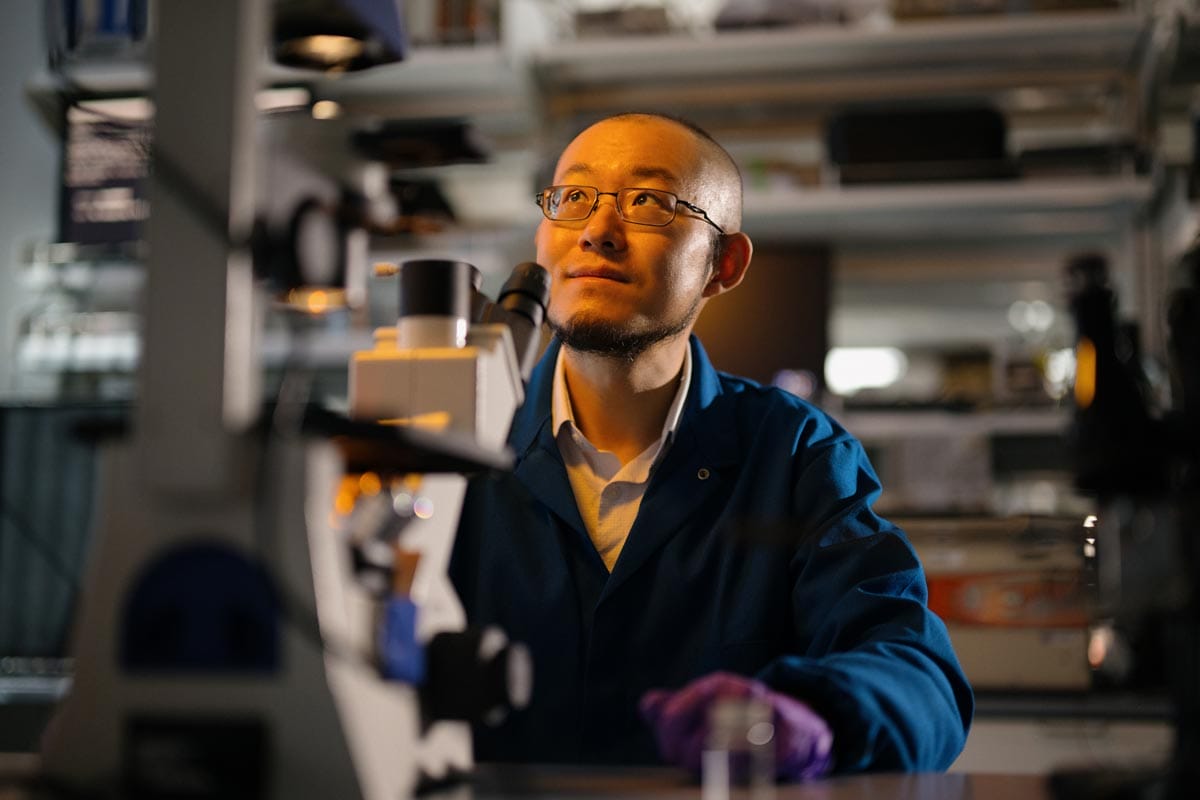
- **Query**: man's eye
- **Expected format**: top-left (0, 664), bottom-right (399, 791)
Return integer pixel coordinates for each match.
top-left (564, 189), bottom-right (588, 203)
top-left (630, 191), bottom-right (665, 207)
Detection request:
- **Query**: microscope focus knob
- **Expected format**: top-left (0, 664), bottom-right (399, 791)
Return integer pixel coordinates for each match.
top-left (423, 626), bottom-right (532, 726)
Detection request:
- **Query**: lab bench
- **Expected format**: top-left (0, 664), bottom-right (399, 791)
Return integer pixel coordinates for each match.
top-left (0, 755), bottom-right (1056, 799)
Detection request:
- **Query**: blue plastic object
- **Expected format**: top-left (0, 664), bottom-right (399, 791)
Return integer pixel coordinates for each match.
top-left (379, 596), bottom-right (425, 684)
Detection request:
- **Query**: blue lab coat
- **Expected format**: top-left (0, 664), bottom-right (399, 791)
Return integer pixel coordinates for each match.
top-left (450, 337), bottom-right (973, 772)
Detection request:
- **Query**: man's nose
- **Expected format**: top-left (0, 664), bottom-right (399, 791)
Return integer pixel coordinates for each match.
top-left (579, 196), bottom-right (626, 252)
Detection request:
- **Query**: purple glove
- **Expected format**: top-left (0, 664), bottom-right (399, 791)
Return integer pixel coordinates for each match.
top-left (639, 671), bottom-right (833, 782)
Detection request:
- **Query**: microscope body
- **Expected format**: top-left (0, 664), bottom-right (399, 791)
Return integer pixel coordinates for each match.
top-left (39, 435), bottom-right (438, 800)
top-left (39, 2), bottom-right (537, 796)
top-left (351, 319), bottom-right (524, 453)
top-left (40, 293), bottom-right (531, 800)
top-left (41, 283), bottom-right (534, 800)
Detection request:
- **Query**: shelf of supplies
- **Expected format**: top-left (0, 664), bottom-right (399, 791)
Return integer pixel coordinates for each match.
top-left (741, 174), bottom-right (1154, 241)
top-left (313, 44), bottom-right (530, 133)
top-left (26, 44), bottom-right (533, 140)
top-left (21, 11), bottom-right (1161, 247)
top-left (534, 10), bottom-right (1153, 111)
top-left (838, 408), bottom-right (1071, 439)
top-left (25, 11), bottom-right (1159, 135)
top-left (24, 59), bottom-right (310, 135)
top-left (25, 59), bottom-right (382, 99)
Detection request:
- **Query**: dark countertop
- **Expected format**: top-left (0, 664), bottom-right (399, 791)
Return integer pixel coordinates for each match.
top-left (973, 690), bottom-right (1171, 721)
top-left (0, 756), bottom-right (1055, 800)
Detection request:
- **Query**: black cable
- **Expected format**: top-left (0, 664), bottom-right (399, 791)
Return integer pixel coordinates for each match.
top-left (0, 503), bottom-right (81, 594)
top-left (0, 501), bottom-right (82, 669)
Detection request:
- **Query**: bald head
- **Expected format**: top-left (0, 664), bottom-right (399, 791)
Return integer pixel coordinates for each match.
top-left (568, 113), bottom-right (745, 233)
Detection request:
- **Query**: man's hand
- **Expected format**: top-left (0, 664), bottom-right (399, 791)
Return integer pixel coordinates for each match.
top-left (639, 671), bottom-right (833, 781)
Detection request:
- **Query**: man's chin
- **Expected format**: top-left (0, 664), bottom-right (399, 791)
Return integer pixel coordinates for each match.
top-left (548, 314), bottom-right (687, 361)
top-left (550, 317), bottom-right (636, 359)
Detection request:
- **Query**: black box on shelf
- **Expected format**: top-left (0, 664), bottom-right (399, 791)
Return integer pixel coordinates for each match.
top-left (58, 97), bottom-right (151, 248)
top-left (826, 105), bottom-right (1018, 184)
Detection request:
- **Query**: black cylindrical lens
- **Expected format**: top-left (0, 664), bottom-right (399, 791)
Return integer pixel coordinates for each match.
top-left (398, 259), bottom-right (480, 319)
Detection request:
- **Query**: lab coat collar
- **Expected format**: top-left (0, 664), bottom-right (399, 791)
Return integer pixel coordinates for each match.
top-left (510, 336), bottom-right (734, 464)
top-left (509, 336), bottom-right (743, 593)
top-left (509, 338), bottom-right (586, 537)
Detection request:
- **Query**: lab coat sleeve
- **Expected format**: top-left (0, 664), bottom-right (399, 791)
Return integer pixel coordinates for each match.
top-left (754, 437), bottom-right (974, 773)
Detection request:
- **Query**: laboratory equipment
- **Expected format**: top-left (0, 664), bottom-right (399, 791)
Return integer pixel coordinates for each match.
top-left (1050, 250), bottom-right (1200, 800)
top-left (39, 2), bottom-right (541, 798)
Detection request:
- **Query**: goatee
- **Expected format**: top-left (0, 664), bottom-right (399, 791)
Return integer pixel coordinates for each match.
top-left (547, 297), bottom-right (701, 361)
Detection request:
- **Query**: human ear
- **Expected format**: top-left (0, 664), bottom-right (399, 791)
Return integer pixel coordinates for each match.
top-left (702, 232), bottom-right (753, 298)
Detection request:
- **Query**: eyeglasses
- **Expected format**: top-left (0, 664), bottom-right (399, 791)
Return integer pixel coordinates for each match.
top-left (535, 185), bottom-right (726, 234)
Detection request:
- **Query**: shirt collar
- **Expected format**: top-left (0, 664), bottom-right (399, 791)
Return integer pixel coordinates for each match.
top-left (551, 345), bottom-right (693, 447)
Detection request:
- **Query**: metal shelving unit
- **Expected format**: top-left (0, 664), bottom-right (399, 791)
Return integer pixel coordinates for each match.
top-left (23, 9), bottom-right (1169, 237)
top-left (534, 11), bottom-right (1151, 96)
top-left (742, 174), bottom-right (1155, 241)
top-left (15, 6), bottom-right (1184, 396)
top-left (528, 8), bottom-right (1167, 248)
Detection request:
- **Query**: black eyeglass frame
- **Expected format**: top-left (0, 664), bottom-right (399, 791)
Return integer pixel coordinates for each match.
top-left (535, 185), bottom-right (726, 235)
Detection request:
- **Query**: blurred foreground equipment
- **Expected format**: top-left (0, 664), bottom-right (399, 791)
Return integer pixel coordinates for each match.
top-left (1050, 249), bottom-right (1200, 800)
top-left (38, 3), bottom-right (542, 799)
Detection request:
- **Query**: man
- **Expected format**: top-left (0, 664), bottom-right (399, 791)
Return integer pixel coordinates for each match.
top-left (450, 112), bottom-right (973, 778)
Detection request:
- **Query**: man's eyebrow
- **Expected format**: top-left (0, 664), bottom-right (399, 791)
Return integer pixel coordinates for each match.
top-left (557, 164), bottom-right (680, 185)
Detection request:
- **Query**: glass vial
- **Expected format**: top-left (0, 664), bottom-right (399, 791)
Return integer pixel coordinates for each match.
top-left (702, 695), bottom-right (775, 800)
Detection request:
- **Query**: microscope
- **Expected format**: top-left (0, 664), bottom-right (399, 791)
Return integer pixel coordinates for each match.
top-left (39, 2), bottom-right (542, 798)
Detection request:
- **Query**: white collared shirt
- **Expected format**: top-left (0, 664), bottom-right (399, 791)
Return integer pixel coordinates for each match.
top-left (551, 346), bottom-right (692, 572)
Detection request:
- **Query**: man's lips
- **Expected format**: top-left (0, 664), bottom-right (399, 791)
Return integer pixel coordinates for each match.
top-left (565, 266), bottom-right (631, 282)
